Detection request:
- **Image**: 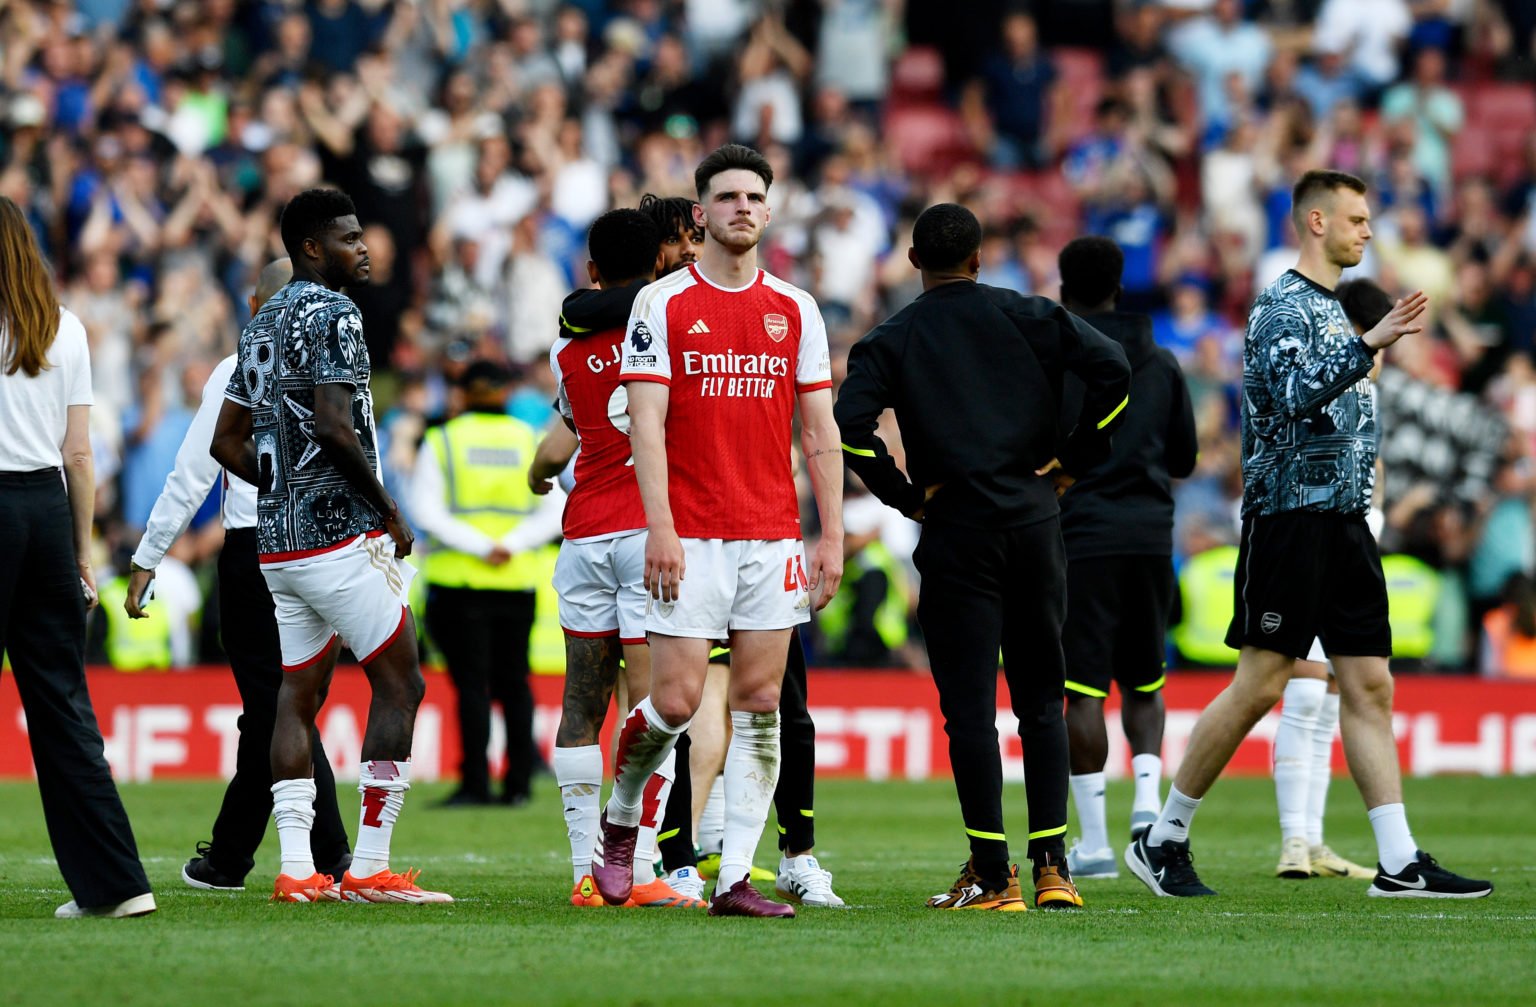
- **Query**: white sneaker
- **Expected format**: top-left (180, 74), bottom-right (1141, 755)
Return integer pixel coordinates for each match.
top-left (1276, 836), bottom-right (1311, 879)
top-left (1066, 840), bottom-right (1119, 879)
top-left (55, 892), bottom-right (157, 918)
top-left (775, 854), bottom-right (846, 908)
top-left (665, 866), bottom-right (706, 902)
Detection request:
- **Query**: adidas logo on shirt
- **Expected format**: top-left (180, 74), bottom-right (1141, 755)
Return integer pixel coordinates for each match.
top-left (687, 319), bottom-right (711, 335)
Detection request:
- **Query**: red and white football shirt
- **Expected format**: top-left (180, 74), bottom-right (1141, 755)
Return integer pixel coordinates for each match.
top-left (620, 264), bottom-right (832, 540)
top-left (551, 326), bottom-right (647, 541)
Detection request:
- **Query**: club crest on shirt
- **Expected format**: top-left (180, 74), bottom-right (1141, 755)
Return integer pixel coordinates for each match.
top-left (630, 321), bottom-right (653, 352)
top-left (763, 313), bottom-right (788, 342)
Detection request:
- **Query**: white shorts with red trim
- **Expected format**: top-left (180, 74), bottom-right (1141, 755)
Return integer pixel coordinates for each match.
top-left (645, 538), bottom-right (810, 640)
top-left (553, 530), bottom-right (647, 645)
top-left (260, 532), bottom-right (416, 670)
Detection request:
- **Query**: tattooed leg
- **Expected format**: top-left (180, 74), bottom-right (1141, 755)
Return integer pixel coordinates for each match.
top-left (557, 635), bottom-right (623, 748)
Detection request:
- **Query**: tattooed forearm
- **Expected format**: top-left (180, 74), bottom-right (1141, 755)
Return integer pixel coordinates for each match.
top-left (806, 447), bottom-right (839, 459)
top-left (556, 636), bottom-right (623, 747)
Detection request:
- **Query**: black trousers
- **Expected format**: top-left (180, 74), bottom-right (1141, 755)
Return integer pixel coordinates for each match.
top-left (654, 626), bottom-right (818, 869)
top-left (209, 528), bottom-right (349, 880)
top-left (775, 627), bottom-right (816, 853)
top-left (913, 518), bottom-right (1070, 874)
top-left (426, 586), bottom-right (536, 799)
top-left (0, 469), bottom-right (150, 909)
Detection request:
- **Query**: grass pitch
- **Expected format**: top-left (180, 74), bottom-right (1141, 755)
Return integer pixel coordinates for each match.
top-left (0, 775), bottom-right (1530, 1006)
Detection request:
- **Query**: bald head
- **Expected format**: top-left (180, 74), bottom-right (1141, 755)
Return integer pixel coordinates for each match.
top-left (252, 257), bottom-right (293, 312)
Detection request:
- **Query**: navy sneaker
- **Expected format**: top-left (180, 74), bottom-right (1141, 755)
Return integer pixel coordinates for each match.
top-left (1124, 832), bottom-right (1217, 897)
top-left (1367, 851), bottom-right (1492, 899)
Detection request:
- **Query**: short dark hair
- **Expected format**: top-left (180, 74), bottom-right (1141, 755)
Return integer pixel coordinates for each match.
top-left (639, 193), bottom-right (700, 239)
top-left (1337, 278), bottom-right (1394, 332)
top-left (279, 188), bottom-right (357, 259)
top-left (587, 208), bottom-right (660, 283)
top-left (694, 143), bottom-right (773, 199)
top-left (1290, 169), bottom-right (1367, 232)
top-left (911, 203), bottom-right (982, 272)
top-left (1058, 236), bottom-right (1124, 309)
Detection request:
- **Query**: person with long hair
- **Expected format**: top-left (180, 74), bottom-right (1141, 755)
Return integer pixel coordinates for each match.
top-left (0, 195), bottom-right (156, 918)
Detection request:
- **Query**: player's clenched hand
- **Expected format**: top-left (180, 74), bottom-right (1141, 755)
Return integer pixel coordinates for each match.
top-left (808, 537), bottom-right (843, 612)
top-left (528, 471), bottom-right (555, 495)
top-left (384, 504), bottom-right (415, 558)
top-left (645, 526), bottom-right (685, 602)
top-left (1362, 290), bottom-right (1428, 351)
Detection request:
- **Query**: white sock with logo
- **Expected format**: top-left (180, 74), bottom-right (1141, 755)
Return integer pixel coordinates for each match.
top-left (272, 777), bottom-right (318, 879)
top-left (1368, 803), bottom-right (1418, 874)
top-left (1275, 678), bottom-right (1326, 841)
top-left (606, 697), bottom-right (686, 827)
top-left (717, 711), bottom-right (780, 891)
top-left (1069, 772), bottom-right (1109, 853)
top-left (553, 745), bottom-right (603, 884)
top-left (353, 759), bottom-right (410, 878)
top-left (1147, 785), bottom-right (1201, 846)
top-left (1131, 753), bottom-right (1163, 818)
top-left (632, 749), bottom-right (677, 886)
top-left (1307, 692), bottom-right (1340, 846)
top-left (699, 774), bottom-right (726, 856)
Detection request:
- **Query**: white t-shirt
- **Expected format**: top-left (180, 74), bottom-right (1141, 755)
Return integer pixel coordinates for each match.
top-left (0, 308), bottom-right (93, 471)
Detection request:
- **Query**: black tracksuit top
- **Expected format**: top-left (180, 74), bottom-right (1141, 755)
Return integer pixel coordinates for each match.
top-left (1056, 311), bottom-right (1199, 560)
top-left (835, 281), bottom-right (1131, 529)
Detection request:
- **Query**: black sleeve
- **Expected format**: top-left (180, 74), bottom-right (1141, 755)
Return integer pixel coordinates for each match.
top-left (833, 333), bottom-right (925, 516)
top-left (1165, 355), bottom-right (1199, 479)
top-left (560, 284), bottom-right (641, 336)
top-left (1057, 308), bottom-right (1132, 475)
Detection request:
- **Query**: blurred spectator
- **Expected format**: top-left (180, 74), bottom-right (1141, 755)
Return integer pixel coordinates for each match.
top-left (1481, 573), bottom-right (1536, 677)
top-left (1167, 0), bottom-right (1272, 130)
top-left (1152, 278), bottom-right (1232, 364)
top-left (964, 11), bottom-right (1057, 169)
top-left (1312, 0), bottom-right (1413, 95)
top-left (1381, 46), bottom-right (1465, 195)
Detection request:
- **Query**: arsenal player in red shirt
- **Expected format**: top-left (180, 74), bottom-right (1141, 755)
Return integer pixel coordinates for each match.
top-left (591, 144), bottom-right (844, 918)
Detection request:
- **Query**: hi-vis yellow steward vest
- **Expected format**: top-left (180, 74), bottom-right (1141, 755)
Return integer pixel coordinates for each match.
top-left (101, 575), bottom-right (173, 671)
top-left (1172, 546), bottom-right (1240, 666)
top-left (1381, 553), bottom-right (1439, 659)
top-left (422, 412), bottom-right (542, 591)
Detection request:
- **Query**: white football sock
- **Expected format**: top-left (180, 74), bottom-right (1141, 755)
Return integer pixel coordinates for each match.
top-left (1367, 803), bottom-right (1418, 874)
top-left (1069, 772), bottom-right (1108, 852)
top-left (1147, 785), bottom-right (1201, 846)
top-left (553, 745), bottom-right (603, 884)
top-left (353, 759), bottom-right (410, 878)
top-left (717, 711), bottom-right (780, 890)
top-left (1307, 692), bottom-right (1340, 846)
top-left (606, 697), bottom-right (686, 828)
top-left (271, 777), bottom-right (318, 879)
top-left (633, 748), bottom-right (677, 886)
top-left (1131, 753), bottom-right (1163, 817)
top-left (1275, 678), bottom-right (1326, 840)
top-left (699, 774), bottom-right (726, 856)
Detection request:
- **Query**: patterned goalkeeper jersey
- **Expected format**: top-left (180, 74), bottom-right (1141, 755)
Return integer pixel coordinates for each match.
top-left (1240, 269), bottom-right (1378, 517)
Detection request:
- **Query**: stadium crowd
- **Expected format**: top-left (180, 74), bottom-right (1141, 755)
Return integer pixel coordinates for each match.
top-left (6, 0), bottom-right (1536, 674)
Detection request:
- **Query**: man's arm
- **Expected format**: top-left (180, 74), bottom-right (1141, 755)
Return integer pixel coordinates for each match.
top-left (210, 398), bottom-right (259, 487)
top-left (833, 336), bottom-right (926, 517)
top-left (627, 380), bottom-right (683, 602)
top-left (799, 387), bottom-right (844, 611)
top-left (312, 382), bottom-right (413, 556)
top-left (1055, 308), bottom-right (1132, 475)
top-left (1257, 293), bottom-right (1425, 422)
top-left (129, 362), bottom-right (232, 616)
top-left (1166, 359), bottom-right (1199, 480)
top-left (529, 422), bottom-right (579, 494)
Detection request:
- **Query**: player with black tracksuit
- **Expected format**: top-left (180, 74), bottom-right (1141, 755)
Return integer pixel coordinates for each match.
top-left (836, 204), bottom-right (1130, 910)
top-left (1053, 236), bottom-right (1198, 881)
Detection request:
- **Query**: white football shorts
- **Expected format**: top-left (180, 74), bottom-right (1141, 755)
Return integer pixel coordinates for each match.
top-left (261, 531), bottom-right (414, 670)
top-left (645, 538), bottom-right (811, 640)
top-left (553, 530), bottom-right (648, 645)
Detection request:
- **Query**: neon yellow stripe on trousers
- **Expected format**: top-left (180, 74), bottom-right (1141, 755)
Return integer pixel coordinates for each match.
top-left (1097, 395), bottom-right (1129, 429)
top-left (1028, 825), bottom-right (1067, 840)
top-left (841, 442), bottom-right (877, 457)
top-left (965, 828), bottom-right (1006, 841)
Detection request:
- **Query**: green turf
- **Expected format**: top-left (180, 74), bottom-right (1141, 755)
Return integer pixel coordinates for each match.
top-left (0, 775), bottom-right (1529, 1006)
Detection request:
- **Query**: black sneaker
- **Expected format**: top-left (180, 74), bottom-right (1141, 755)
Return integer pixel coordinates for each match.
top-left (182, 842), bottom-right (245, 891)
top-left (1124, 833), bottom-right (1217, 897)
top-left (1367, 851), bottom-right (1492, 899)
top-left (318, 852), bottom-right (352, 879)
